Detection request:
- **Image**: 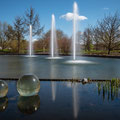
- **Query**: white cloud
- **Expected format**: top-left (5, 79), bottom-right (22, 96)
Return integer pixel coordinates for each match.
top-left (103, 7), bottom-right (109, 10)
top-left (78, 16), bottom-right (88, 20)
top-left (33, 39), bottom-right (37, 42)
top-left (60, 13), bottom-right (73, 21)
top-left (60, 12), bottom-right (87, 21)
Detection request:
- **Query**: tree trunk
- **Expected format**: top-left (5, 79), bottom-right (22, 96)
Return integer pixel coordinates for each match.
top-left (18, 35), bottom-right (20, 54)
top-left (108, 49), bottom-right (111, 54)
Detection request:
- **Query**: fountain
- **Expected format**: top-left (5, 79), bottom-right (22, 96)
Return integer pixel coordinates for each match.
top-left (26, 25), bottom-right (36, 57)
top-left (47, 14), bottom-right (62, 59)
top-left (61, 2), bottom-right (94, 64)
top-left (29, 25), bottom-right (32, 57)
top-left (73, 2), bottom-right (78, 61)
top-left (68, 2), bottom-right (93, 64)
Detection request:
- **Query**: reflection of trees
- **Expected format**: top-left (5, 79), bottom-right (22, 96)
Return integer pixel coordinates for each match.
top-left (97, 79), bottom-right (120, 101)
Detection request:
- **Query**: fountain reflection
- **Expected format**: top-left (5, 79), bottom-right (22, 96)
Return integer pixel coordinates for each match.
top-left (0, 97), bottom-right (8, 112)
top-left (17, 95), bottom-right (40, 114)
top-left (72, 83), bottom-right (79, 119)
top-left (72, 66), bottom-right (79, 119)
top-left (51, 82), bottom-right (56, 101)
top-left (50, 61), bottom-right (57, 101)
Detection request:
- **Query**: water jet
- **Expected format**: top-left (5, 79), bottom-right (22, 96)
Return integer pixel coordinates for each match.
top-left (47, 14), bottom-right (62, 59)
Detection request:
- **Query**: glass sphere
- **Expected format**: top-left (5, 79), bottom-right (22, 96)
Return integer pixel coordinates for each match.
top-left (17, 95), bottom-right (40, 114)
top-left (0, 80), bottom-right (8, 98)
top-left (17, 75), bottom-right (40, 96)
top-left (0, 97), bottom-right (8, 112)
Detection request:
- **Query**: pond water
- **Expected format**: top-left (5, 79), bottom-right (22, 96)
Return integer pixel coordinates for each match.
top-left (0, 55), bottom-right (120, 80)
top-left (0, 81), bottom-right (120, 120)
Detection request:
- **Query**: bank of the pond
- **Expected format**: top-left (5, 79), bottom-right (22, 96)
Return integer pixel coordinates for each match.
top-left (1, 53), bottom-right (120, 59)
top-left (0, 78), bottom-right (115, 82)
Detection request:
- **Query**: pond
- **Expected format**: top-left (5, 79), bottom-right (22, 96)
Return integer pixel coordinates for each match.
top-left (0, 55), bottom-right (120, 80)
top-left (0, 80), bottom-right (120, 120)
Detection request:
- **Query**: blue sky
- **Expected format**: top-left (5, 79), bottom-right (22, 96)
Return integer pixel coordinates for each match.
top-left (0, 0), bottom-right (120, 36)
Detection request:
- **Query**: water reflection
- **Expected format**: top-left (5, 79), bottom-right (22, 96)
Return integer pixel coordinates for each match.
top-left (66, 82), bottom-right (72, 88)
top-left (97, 79), bottom-right (120, 101)
top-left (0, 97), bottom-right (8, 112)
top-left (51, 82), bottom-right (56, 101)
top-left (1, 80), bottom-right (120, 120)
top-left (72, 83), bottom-right (79, 119)
top-left (72, 66), bottom-right (79, 119)
top-left (17, 95), bottom-right (40, 114)
top-left (50, 61), bottom-right (57, 101)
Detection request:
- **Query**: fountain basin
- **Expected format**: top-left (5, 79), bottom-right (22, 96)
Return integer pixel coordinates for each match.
top-left (25, 55), bottom-right (38, 58)
top-left (46, 56), bottom-right (63, 59)
top-left (65, 60), bottom-right (96, 64)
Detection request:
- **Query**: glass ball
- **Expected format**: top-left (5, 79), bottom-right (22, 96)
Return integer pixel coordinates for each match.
top-left (17, 75), bottom-right (40, 96)
top-left (0, 80), bottom-right (8, 98)
top-left (0, 97), bottom-right (8, 112)
top-left (17, 95), bottom-right (40, 114)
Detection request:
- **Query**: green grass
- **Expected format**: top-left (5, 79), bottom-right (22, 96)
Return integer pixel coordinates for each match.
top-left (82, 50), bottom-right (120, 55)
top-left (1, 48), bottom-right (120, 55)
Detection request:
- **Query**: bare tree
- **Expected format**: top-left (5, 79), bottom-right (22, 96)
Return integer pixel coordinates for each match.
top-left (92, 27), bottom-right (100, 51)
top-left (24, 7), bottom-right (44, 37)
top-left (14, 16), bottom-right (25, 54)
top-left (41, 30), bottom-right (50, 52)
top-left (0, 22), bottom-right (14, 51)
top-left (56, 30), bottom-right (70, 54)
top-left (95, 13), bottom-right (120, 54)
top-left (83, 28), bottom-right (93, 51)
